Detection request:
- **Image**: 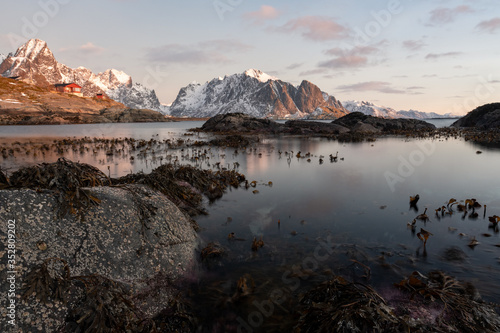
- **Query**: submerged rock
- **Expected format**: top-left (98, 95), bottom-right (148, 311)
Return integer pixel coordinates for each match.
top-left (0, 184), bottom-right (198, 332)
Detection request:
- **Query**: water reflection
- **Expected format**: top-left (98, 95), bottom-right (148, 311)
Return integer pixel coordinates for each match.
top-left (1, 121), bottom-right (500, 326)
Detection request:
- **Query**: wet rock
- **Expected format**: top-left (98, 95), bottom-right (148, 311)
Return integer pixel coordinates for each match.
top-left (0, 184), bottom-right (198, 332)
top-left (441, 246), bottom-right (468, 263)
top-left (452, 103), bottom-right (500, 129)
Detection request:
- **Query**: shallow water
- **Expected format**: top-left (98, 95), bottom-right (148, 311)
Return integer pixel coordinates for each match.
top-left (1, 121), bottom-right (499, 330)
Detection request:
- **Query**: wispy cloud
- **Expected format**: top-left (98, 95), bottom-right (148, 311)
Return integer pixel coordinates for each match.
top-left (59, 42), bottom-right (105, 55)
top-left (402, 39), bottom-right (426, 51)
top-left (337, 81), bottom-right (409, 94)
top-left (476, 17), bottom-right (500, 33)
top-left (145, 39), bottom-right (252, 64)
top-left (79, 42), bottom-right (105, 54)
top-left (425, 52), bottom-right (462, 60)
top-left (428, 5), bottom-right (474, 25)
top-left (275, 16), bottom-right (349, 41)
top-left (318, 44), bottom-right (381, 69)
top-left (244, 5), bottom-right (280, 23)
top-left (299, 68), bottom-right (328, 76)
top-left (286, 62), bottom-right (303, 70)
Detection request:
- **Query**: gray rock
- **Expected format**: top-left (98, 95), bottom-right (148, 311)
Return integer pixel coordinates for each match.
top-left (351, 122), bottom-right (382, 133)
top-left (0, 185), bottom-right (198, 332)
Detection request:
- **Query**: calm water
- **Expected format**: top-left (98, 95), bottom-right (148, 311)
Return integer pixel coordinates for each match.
top-left (1, 120), bottom-right (499, 330)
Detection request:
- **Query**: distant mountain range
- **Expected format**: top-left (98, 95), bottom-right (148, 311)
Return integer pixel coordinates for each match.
top-left (342, 100), bottom-right (456, 119)
top-left (0, 39), bottom-right (162, 111)
top-left (168, 69), bottom-right (348, 119)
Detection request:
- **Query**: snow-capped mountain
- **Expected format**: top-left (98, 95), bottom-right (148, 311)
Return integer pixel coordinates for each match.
top-left (0, 39), bottom-right (161, 111)
top-left (0, 54), bottom-right (7, 64)
top-left (169, 69), bottom-right (348, 119)
top-left (343, 100), bottom-right (454, 119)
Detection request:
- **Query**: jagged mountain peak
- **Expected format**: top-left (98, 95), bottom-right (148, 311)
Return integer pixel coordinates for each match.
top-left (170, 70), bottom-right (347, 119)
top-left (15, 39), bottom-right (50, 60)
top-left (0, 39), bottom-right (161, 111)
top-left (244, 69), bottom-right (277, 83)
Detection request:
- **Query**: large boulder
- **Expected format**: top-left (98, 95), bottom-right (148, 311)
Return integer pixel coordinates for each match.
top-left (0, 184), bottom-right (198, 332)
top-left (451, 103), bottom-right (500, 129)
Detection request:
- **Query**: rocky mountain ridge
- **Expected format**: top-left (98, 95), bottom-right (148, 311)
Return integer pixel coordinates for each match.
top-left (169, 69), bottom-right (349, 119)
top-left (0, 39), bottom-right (162, 111)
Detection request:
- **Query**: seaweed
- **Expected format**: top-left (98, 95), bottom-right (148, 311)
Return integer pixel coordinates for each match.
top-left (22, 257), bottom-right (71, 304)
top-left (9, 158), bottom-right (109, 219)
top-left (295, 275), bottom-right (403, 333)
top-left (114, 163), bottom-right (245, 217)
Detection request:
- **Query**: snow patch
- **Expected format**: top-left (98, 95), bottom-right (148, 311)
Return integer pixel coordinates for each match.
top-left (244, 69), bottom-right (277, 83)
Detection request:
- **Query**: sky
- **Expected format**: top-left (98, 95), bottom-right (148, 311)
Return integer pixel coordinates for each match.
top-left (1, 0), bottom-right (499, 115)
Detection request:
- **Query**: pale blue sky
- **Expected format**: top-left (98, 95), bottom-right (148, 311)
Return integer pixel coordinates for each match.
top-left (1, 0), bottom-right (499, 114)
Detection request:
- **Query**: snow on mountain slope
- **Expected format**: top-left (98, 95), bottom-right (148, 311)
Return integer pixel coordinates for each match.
top-left (169, 69), bottom-right (348, 119)
top-left (343, 100), bottom-right (454, 119)
top-left (0, 39), bottom-right (161, 111)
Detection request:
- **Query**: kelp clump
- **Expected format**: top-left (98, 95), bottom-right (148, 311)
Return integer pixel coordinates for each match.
top-left (294, 271), bottom-right (500, 332)
top-left (114, 163), bottom-right (245, 216)
top-left (294, 275), bottom-right (404, 333)
top-left (8, 158), bottom-right (109, 218)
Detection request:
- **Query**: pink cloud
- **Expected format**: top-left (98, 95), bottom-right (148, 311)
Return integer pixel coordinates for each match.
top-left (476, 17), bottom-right (500, 33)
top-left (319, 44), bottom-right (380, 69)
top-left (277, 16), bottom-right (349, 41)
top-left (244, 5), bottom-right (280, 22)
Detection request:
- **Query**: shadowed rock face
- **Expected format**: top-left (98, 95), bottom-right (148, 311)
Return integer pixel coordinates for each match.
top-left (332, 112), bottom-right (436, 132)
top-left (201, 112), bottom-right (284, 133)
top-left (0, 185), bottom-right (198, 332)
top-left (451, 103), bottom-right (500, 129)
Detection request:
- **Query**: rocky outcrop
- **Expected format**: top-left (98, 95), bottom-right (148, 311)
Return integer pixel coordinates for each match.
top-left (0, 184), bottom-right (198, 332)
top-left (451, 103), bottom-right (500, 129)
top-left (284, 120), bottom-right (350, 135)
top-left (199, 112), bottom-right (434, 136)
top-left (332, 112), bottom-right (436, 132)
top-left (201, 112), bottom-right (284, 133)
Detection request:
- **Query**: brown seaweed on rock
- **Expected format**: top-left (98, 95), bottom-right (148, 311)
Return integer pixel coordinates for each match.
top-left (9, 158), bottom-right (109, 218)
top-left (114, 163), bottom-right (245, 217)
